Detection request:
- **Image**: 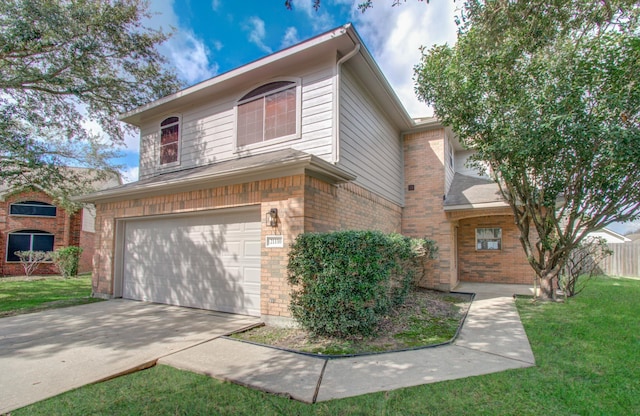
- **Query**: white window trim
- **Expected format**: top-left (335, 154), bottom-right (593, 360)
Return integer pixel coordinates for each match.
top-left (475, 227), bottom-right (502, 251)
top-left (158, 114), bottom-right (182, 170)
top-left (233, 78), bottom-right (302, 153)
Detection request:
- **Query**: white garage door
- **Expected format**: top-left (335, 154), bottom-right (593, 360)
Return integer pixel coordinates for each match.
top-left (122, 208), bottom-right (262, 316)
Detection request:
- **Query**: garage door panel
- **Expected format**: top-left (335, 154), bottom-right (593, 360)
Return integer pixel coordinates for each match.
top-left (122, 208), bottom-right (261, 316)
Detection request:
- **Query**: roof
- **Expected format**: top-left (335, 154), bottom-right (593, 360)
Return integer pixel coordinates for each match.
top-left (120, 23), bottom-right (417, 132)
top-left (444, 173), bottom-right (507, 211)
top-left (74, 149), bottom-right (356, 203)
top-left (588, 228), bottom-right (632, 243)
top-left (0, 167), bottom-right (121, 201)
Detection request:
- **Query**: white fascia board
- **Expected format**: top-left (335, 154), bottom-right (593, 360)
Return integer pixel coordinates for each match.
top-left (443, 201), bottom-right (510, 211)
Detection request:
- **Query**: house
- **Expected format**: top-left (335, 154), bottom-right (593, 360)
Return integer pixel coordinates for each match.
top-left (78, 24), bottom-right (534, 323)
top-left (587, 228), bottom-right (632, 244)
top-left (0, 170), bottom-right (121, 276)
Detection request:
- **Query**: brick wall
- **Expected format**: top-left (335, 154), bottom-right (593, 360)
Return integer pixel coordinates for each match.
top-left (0, 190), bottom-right (85, 276)
top-left (92, 174), bottom-right (403, 318)
top-left (304, 177), bottom-right (402, 234)
top-left (402, 128), bottom-right (457, 291)
top-left (93, 176), bottom-right (306, 318)
top-left (456, 214), bottom-right (535, 284)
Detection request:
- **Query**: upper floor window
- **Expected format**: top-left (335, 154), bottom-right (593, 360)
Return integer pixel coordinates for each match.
top-left (476, 228), bottom-right (502, 250)
top-left (160, 116), bottom-right (180, 165)
top-left (6, 230), bottom-right (54, 262)
top-left (10, 201), bottom-right (57, 217)
top-left (237, 81), bottom-right (299, 148)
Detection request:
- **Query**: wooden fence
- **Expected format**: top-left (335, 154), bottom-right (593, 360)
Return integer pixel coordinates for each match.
top-left (599, 242), bottom-right (640, 278)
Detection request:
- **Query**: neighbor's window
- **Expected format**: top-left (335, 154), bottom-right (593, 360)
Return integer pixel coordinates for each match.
top-left (9, 201), bottom-right (57, 217)
top-left (160, 116), bottom-right (180, 165)
top-left (237, 81), bottom-right (298, 147)
top-left (476, 228), bottom-right (502, 250)
top-left (6, 230), bottom-right (54, 262)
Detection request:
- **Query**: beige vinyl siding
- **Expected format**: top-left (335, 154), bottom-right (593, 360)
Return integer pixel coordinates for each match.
top-left (337, 66), bottom-right (404, 205)
top-left (455, 149), bottom-right (490, 178)
top-left (445, 134), bottom-right (456, 195)
top-left (138, 62), bottom-right (335, 179)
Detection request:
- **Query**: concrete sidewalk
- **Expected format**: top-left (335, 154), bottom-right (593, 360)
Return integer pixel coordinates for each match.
top-left (0, 300), bottom-right (260, 414)
top-left (160, 283), bottom-right (537, 403)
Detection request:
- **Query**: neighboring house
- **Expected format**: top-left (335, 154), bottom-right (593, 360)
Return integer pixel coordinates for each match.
top-left (79, 24), bottom-right (534, 322)
top-left (587, 228), bottom-right (632, 244)
top-left (0, 170), bottom-right (121, 276)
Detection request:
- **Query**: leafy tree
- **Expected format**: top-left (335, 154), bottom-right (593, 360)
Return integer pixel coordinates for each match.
top-left (284, 0), bottom-right (426, 12)
top-left (415, 0), bottom-right (640, 299)
top-left (0, 0), bottom-right (181, 206)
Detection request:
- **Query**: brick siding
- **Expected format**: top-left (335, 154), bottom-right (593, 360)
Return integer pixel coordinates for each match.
top-left (402, 128), bottom-right (458, 291)
top-left (456, 214), bottom-right (535, 284)
top-left (92, 174), bottom-right (401, 318)
top-left (0, 190), bottom-right (85, 276)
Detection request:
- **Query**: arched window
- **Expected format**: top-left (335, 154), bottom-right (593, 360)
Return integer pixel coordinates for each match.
top-left (160, 116), bottom-right (180, 165)
top-left (9, 201), bottom-right (57, 217)
top-left (6, 230), bottom-right (54, 262)
top-left (236, 81), bottom-right (299, 147)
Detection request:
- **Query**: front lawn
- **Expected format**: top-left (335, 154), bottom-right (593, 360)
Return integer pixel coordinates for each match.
top-left (13, 276), bottom-right (640, 415)
top-left (0, 274), bottom-right (100, 317)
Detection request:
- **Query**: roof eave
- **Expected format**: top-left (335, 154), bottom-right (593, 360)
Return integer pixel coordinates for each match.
top-left (74, 154), bottom-right (355, 204)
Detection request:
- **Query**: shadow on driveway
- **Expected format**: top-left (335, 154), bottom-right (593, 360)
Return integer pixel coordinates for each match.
top-left (0, 299), bottom-right (260, 414)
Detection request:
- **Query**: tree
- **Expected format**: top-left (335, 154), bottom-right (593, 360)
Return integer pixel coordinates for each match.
top-left (415, 0), bottom-right (640, 299)
top-left (284, 0), bottom-right (426, 12)
top-left (0, 0), bottom-right (181, 206)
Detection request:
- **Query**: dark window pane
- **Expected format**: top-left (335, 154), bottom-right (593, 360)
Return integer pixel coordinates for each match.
top-left (10, 201), bottom-right (57, 217)
top-left (161, 116), bottom-right (179, 126)
top-left (7, 234), bottom-right (31, 261)
top-left (160, 142), bottom-right (179, 164)
top-left (240, 81), bottom-right (295, 101)
top-left (32, 234), bottom-right (54, 252)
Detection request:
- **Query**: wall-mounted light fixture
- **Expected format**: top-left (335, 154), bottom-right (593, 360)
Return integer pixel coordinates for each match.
top-left (266, 208), bottom-right (278, 227)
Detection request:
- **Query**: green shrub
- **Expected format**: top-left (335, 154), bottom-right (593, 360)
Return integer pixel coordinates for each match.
top-left (287, 230), bottom-right (437, 338)
top-left (49, 246), bottom-right (83, 278)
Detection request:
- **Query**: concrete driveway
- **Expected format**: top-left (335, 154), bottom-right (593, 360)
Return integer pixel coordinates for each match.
top-left (0, 299), bottom-right (260, 414)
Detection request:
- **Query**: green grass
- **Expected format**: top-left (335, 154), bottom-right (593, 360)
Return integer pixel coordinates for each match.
top-left (13, 276), bottom-right (640, 415)
top-left (0, 274), bottom-right (100, 316)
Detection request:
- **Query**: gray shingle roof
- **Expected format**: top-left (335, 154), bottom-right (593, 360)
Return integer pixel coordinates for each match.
top-left (444, 173), bottom-right (506, 209)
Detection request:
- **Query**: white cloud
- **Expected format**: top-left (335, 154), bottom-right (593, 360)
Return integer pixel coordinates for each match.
top-left (245, 17), bottom-right (272, 54)
top-left (165, 31), bottom-right (219, 85)
top-left (293, 0), bottom-right (334, 32)
top-left (211, 0), bottom-right (221, 12)
top-left (351, 1), bottom-right (459, 118)
top-left (145, 0), bottom-right (219, 85)
top-left (120, 166), bottom-right (139, 184)
top-left (281, 27), bottom-right (301, 48)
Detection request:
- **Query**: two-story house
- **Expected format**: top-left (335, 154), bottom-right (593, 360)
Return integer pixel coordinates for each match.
top-left (79, 24), bottom-right (533, 323)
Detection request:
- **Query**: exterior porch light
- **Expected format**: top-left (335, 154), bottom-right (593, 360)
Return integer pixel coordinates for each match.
top-left (266, 208), bottom-right (278, 227)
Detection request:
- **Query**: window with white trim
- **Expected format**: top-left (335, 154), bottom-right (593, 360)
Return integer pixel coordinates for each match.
top-left (9, 201), bottom-right (57, 217)
top-left (6, 230), bottom-right (54, 262)
top-left (160, 116), bottom-right (180, 165)
top-left (476, 228), bottom-right (502, 250)
top-left (236, 81), bottom-right (298, 148)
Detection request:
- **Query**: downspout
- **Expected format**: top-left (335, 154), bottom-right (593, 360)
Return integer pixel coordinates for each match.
top-left (332, 43), bottom-right (360, 164)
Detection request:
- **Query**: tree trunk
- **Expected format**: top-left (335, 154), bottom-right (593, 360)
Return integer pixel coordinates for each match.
top-left (538, 273), bottom-right (556, 300)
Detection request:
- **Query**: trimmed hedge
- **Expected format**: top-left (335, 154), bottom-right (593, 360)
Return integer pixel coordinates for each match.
top-left (287, 230), bottom-right (437, 338)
